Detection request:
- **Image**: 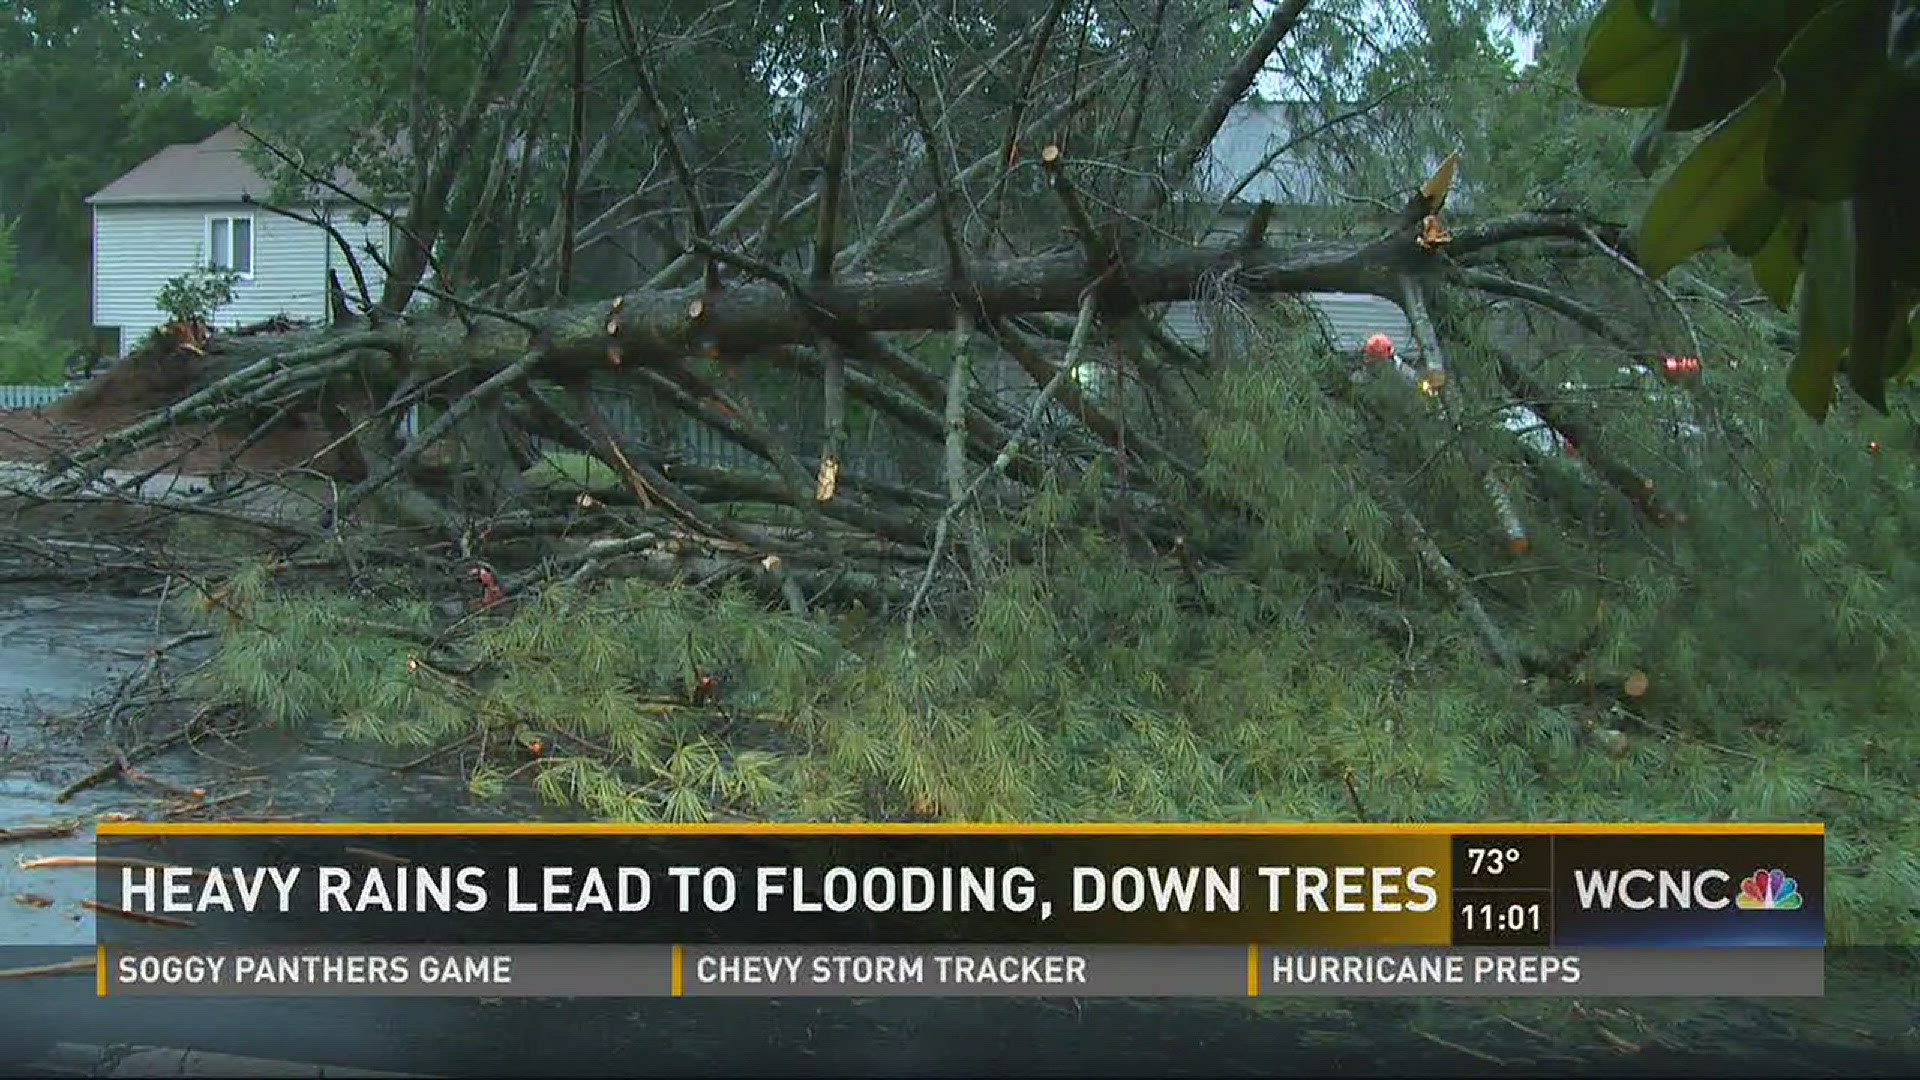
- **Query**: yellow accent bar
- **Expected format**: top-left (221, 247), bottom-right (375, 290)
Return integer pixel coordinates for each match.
top-left (96, 946), bottom-right (107, 998)
top-left (671, 945), bottom-right (685, 996)
top-left (93, 822), bottom-right (1827, 838)
top-left (1246, 945), bottom-right (1259, 997)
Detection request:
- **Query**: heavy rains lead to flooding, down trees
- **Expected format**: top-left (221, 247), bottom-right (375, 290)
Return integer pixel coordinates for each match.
top-left (0, 0), bottom-right (1915, 953)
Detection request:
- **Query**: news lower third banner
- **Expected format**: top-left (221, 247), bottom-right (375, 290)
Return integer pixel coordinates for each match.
top-left (89, 823), bottom-right (1825, 998)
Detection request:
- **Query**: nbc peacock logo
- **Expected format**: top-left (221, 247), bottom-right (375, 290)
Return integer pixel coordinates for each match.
top-left (1736, 868), bottom-right (1803, 911)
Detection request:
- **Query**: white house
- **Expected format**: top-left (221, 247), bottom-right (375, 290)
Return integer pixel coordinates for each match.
top-left (1162, 100), bottom-right (1420, 361)
top-left (87, 125), bottom-right (399, 356)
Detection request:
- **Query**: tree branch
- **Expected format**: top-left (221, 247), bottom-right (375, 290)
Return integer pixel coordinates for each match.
top-left (907, 295), bottom-right (1100, 635)
top-left (978, 0), bottom-right (1072, 257)
top-left (1451, 265), bottom-right (1640, 353)
top-left (447, 18), bottom-right (565, 289)
top-left (611, 0), bottom-right (720, 295)
top-left (331, 349), bottom-right (544, 526)
top-left (411, 0), bottom-right (430, 204)
top-left (556, 0), bottom-right (592, 300)
top-left (385, 0), bottom-right (541, 312)
top-left (238, 196), bottom-right (375, 320)
top-left (1150, 0), bottom-right (1313, 211)
top-left (839, 57), bottom-right (1128, 273)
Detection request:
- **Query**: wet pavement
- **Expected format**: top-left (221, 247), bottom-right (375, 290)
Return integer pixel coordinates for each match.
top-left (0, 588), bottom-right (208, 950)
top-left (0, 585), bottom-right (558, 1076)
top-left (0, 585), bottom-right (1916, 1077)
top-left (0, 587), bottom-right (552, 952)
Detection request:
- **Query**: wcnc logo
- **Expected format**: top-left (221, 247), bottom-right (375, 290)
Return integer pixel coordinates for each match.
top-left (1572, 867), bottom-right (1804, 911)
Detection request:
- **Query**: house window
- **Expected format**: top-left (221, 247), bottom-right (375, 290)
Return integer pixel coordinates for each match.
top-left (207, 215), bottom-right (254, 277)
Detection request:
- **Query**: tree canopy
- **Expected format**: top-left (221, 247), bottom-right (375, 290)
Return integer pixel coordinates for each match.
top-left (0, 1), bottom-right (327, 332)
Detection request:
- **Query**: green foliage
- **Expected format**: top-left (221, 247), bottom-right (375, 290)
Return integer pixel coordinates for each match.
top-left (188, 526), bottom-right (1920, 942)
top-left (155, 267), bottom-right (240, 328)
top-left (1632, 82), bottom-right (1778, 280)
top-left (1191, 309), bottom-right (1403, 590)
top-left (1577, 0), bottom-right (1920, 416)
top-left (0, 215), bottom-right (68, 383)
top-left (84, 0), bottom-right (1918, 955)
top-left (0, 2), bottom-right (324, 336)
top-left (185, 293), bottom-right (1920, 943)
top-left (0, 323), bottom-right (65, 385)
top-left (1576, 0), bottom-right (1684, 106)
top-left (197, 0), bottom-right (505, 204)
top-left (1264, 1), bottom-right (1652, 225)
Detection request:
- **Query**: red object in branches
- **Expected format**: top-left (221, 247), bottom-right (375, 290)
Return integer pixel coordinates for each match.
top-left (1660, 356), bottom-right (1702, 382)
top-left (692, 674), bottom-right (720, 706)
top-left (1869, 441), bottom-right (1883, 454)
top-left (469, 566), bottom-right (505, 609)
top-left (1363, 334), bottom-right (1395, 363)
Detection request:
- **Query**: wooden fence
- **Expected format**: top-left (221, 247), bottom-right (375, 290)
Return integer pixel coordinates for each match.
top-left (570, 388), bottom-right (921, 488)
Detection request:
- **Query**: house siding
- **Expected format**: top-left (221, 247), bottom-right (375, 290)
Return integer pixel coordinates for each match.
top-left (1157, 210), bottom-right (1419, 361)
top-left (1162, 293), bottom-right (1419, 359)
top-left (318, 208), bottom-right (393, 311)
top-left (1154, 99), bottom-right (1439, 364)
top-left (93, 202), bottom-right (392, 355)
top-left (1195, 104), bottom-right (1333, 205)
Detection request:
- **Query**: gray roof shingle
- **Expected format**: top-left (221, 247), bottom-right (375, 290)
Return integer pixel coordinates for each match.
top-left (87, 125), bottom-right (380, 207)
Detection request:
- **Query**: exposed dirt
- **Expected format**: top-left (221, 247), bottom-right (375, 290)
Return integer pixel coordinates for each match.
top-left (0, 326), bottom-right (365, 477)
top-left (0, 409), bottom-right (348, 476)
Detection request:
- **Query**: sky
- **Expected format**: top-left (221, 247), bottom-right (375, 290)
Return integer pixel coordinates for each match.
top-left (1251, 1), bottom-right (1542, 99)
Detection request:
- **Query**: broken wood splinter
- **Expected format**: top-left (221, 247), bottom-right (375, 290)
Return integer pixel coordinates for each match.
top-left (0, 957), bottom-right (95, 980)
top-left (83, 899), bottom-right (196, 930)
top-left (0, 821), bottom-right (80, 845)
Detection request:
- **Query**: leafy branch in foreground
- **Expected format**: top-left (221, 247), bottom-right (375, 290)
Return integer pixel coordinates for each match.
top-left (1577, 0), bottom-right (1920, 417)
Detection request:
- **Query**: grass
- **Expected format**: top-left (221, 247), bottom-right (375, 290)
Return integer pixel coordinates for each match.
top-left (523, 450), bottom-right (624, 495)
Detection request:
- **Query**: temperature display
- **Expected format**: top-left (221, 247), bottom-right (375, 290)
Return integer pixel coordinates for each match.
top-left (1452, 835), bottom-right (1552, 890)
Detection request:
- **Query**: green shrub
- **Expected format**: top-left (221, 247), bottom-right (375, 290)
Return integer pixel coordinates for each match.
top-left (0, 322), bottom-right (67, 384)
top-left (0, 216), bottom-right (72, 384)
top-left (155, 266), bottom-right (239, 327)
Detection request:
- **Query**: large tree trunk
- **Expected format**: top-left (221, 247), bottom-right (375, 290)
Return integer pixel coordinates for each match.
top-left (157, 213), bottom-right (1589, 396)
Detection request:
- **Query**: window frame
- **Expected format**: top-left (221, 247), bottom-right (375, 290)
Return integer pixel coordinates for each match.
top-left (204, 213), bottom-right (256, 279)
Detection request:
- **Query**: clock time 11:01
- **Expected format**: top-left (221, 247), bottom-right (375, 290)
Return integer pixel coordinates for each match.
top-left (1458, 901), bottom-right (1543, 933)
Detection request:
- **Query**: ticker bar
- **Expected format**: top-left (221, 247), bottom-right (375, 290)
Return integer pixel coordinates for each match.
top-left (95, 822), bottom-right (1827, 837)
top-left (99, 945), bottom-right (1823, 998)
top-left (92, 825), bottom-right (1826, 951)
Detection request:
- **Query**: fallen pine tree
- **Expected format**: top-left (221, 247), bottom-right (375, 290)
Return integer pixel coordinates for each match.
top-left (2, 1), bottom-right (1916, 934)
